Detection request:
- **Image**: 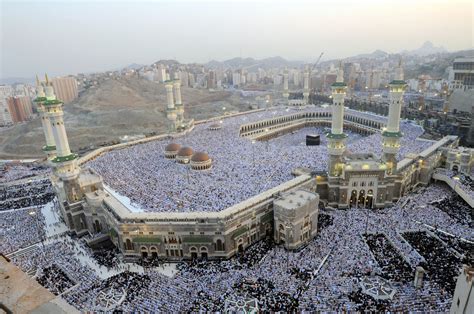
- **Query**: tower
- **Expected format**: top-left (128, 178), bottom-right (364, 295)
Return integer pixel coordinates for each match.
top-left (382, 59), bottom-right (406, 175)
top-left (282, 68), bottom-right (289, 104)
top-left (43, 74), bottom-right (79, 178)
top-left (34, 75), bottom-right (56, 158)
top-left (303, 66), bottom-right (310, 104)
top-left (327, 63), bottom-right (347, 177)
top-left (173, 79), bottom-right (184, 128)
top-left (165, 81), bottom-right (177, 132)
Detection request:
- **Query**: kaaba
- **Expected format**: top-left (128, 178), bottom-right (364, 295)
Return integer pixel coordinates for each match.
top-left (306, 134), bottom-right (320, 146)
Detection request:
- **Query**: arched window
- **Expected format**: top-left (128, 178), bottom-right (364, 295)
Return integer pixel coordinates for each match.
top-left (216, 239), bottom-right (224, 251)
top-left (125, 239), bottom-right (133, 250)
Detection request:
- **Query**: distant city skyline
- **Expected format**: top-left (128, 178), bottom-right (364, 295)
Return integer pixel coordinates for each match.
top-left (1, 0), bottom-right (472, 79)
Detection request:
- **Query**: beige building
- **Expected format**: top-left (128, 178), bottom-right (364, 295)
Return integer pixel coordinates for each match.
top-left (51, 76), bottom-right (78, 103)
top-left (7, 95), bottom-right (32, 123)
top-left (450, 265), bottom-right (473, 314)
top-left (274, 190), bottom-right (319, 250)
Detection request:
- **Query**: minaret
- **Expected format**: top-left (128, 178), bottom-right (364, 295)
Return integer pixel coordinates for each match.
top-left (327, 63), bottom-right (347, 177)
top-left (303, 66), bottom-right (310, 104)
top-left (34, 75), bottom-right (56, 158)
top-left (282, 68), bottom-right (289, 105)
top-left (43, 74), bottom-right (79, 181)
top-left (165, 81), bottom-right (177, 132)
top-left (173, 78), bottom-right (184, 128)
top-left (382, 59), bottom-right (406, 175)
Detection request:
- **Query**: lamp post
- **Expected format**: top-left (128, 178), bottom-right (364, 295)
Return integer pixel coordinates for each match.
top-left (264, 128), bottom-right (269, 152)
top-left (285, 223), bottom-right (292, 270)
top-left (251, 140), bottom-right (256, 172)
top-left (364, 209), bottom-right (369, 234)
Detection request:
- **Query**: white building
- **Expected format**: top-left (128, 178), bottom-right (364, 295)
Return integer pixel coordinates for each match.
top-left (155, 64), bottom-right (167, 83)
top-left (0, 98), bottom-right (13, 126)
top-left (232, 72), bottom-right (241, 87)
top-left (449, 57), bottom-right (474, 90)
top-left (0, 85), bottom-right (13, 99)
top-left (450, 265), bottom-right (473, 314)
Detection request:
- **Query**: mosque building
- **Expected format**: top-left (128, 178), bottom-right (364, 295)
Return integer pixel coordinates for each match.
top-left (35, 60), bottom-right (473, 260)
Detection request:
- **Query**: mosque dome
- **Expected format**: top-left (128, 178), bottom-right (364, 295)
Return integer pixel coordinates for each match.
top-left (165, 143), bottom-right (181, 152)
top-left (191, 152), bottom-right (210, 162)
top-left (176, 147), bottom-right (194, 163)
top-left (190, 152), bottom-right (212, 170)
top-left (177, 147), bottom-right (193, 157)
top-left (164, 143), bottom-right (181, 159)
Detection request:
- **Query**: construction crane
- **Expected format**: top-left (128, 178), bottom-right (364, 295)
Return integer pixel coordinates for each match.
top-left (309, 52), bottom-right (324, 94)
top-left (311, 52), bottom-right (325, 72)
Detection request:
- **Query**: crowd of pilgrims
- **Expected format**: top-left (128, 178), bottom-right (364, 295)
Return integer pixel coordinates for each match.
top-left (402, 231), bottom-right (465, 295)
top-left (88, 107), bottom-right (430, 213)
top-left (0, 164), bottom-right (49, 184)
top-left (0, 207), bottom-right (46, 254)
top-left (448, 169), bottom-right (474, 198)
top-left (363, 233), bottom-right (413, 283)
top-left (36, 264), bottom-right (75, 295)
top-left (0, 179), bottom-right (54, 211)
top-left (430, 193), bottom-right (473, 228)
top-left (3, 181), bottom-right (469, 312)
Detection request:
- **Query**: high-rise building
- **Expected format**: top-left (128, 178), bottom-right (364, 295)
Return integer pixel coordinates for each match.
top-left (7, 96), bottom-right (32, 123)
top-left (0, 85), bottom-right (13, 99)
top-left (292, 70), bottom-right (300, 87)
top-left (188, 72), bottom-right (196, 87)
top-left (0, 98), bottom-right (13, 125)
top-left (180, 71), bottom-right (189, 87)
top-left (449, 57), bottom-right (474, 90)
top-left (232, 72), bottom-right (241, 87)
top-left (207, 70), bottom-right (217, 89)
top-left (51, 76), bottom-right (78, 103)
top-left (156, 64), bottom-right (167, 83)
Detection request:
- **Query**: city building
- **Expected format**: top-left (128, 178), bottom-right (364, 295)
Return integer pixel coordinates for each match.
top-left (0, 85), bottom-right (13, 99)
top-left (0, 98), bottom-right (13, 125)
top-left (7, 95), bottom-right (33, 123)
top-left (449, 57), bottom-right (474, 90)
top-left (51, 76), bottom-right (78, 103)
top-left (450, 265), bottom-right (474, 314)
top-left (207, 70), bottom-right (217, 89)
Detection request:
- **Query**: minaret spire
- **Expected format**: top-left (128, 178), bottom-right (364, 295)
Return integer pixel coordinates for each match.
top-left (327, 62), bottom-right (347, 177)
top-left (282, 67), bottom-right (289, 105)
top-left (165, 81), bottom-right (177, 132)
top-left (382, 58), bottom-right (406, 175)
top-left (173, 78), bottom-right (184, 128)
top-left (35, 75), bottom-right (56, 158)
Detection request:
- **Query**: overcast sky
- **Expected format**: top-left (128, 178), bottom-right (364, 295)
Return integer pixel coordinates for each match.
top-left (1, 0), bottom-right (472, 78)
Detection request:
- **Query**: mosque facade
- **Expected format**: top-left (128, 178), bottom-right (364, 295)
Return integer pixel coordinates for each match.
top-left (35, 61), bottom-right (472, 260)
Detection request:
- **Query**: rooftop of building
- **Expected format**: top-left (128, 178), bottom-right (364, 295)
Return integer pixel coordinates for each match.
top-left (274, 189), bottom-right (318, 210)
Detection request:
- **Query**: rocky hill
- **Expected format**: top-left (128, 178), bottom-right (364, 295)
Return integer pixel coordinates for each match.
top-left (0, 77), bottom-right (247, 159)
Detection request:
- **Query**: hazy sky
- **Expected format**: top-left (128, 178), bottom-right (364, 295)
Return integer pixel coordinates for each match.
top-left (1, 0), bottom-right (472, 78)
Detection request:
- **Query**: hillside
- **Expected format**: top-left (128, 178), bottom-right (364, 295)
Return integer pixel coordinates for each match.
top-left (0, 77), bottom-right (247, 159)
